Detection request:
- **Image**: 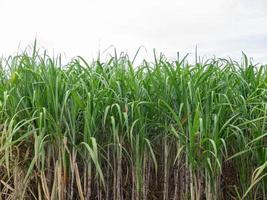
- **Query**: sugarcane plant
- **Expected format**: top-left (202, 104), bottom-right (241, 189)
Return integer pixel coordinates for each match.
top-left (0, 44), bottom-right (267, 200)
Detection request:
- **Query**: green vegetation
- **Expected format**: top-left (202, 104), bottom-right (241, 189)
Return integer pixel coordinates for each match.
top-left (0, 45), bottom-right (266, 199)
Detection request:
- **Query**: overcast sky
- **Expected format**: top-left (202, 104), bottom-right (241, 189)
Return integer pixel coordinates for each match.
top-left (0, 0), bottom-right (266, 63)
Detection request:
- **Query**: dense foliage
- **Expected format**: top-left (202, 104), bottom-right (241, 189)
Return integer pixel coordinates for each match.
top-left (0, 47), bottom-right (267, 199)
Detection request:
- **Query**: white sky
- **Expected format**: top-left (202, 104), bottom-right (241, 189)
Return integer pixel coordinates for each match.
top-left (0, 0), bottom-right (267, 63)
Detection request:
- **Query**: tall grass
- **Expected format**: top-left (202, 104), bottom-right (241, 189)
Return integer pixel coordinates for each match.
top-left (0, 46), bottom-right (266, 199)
